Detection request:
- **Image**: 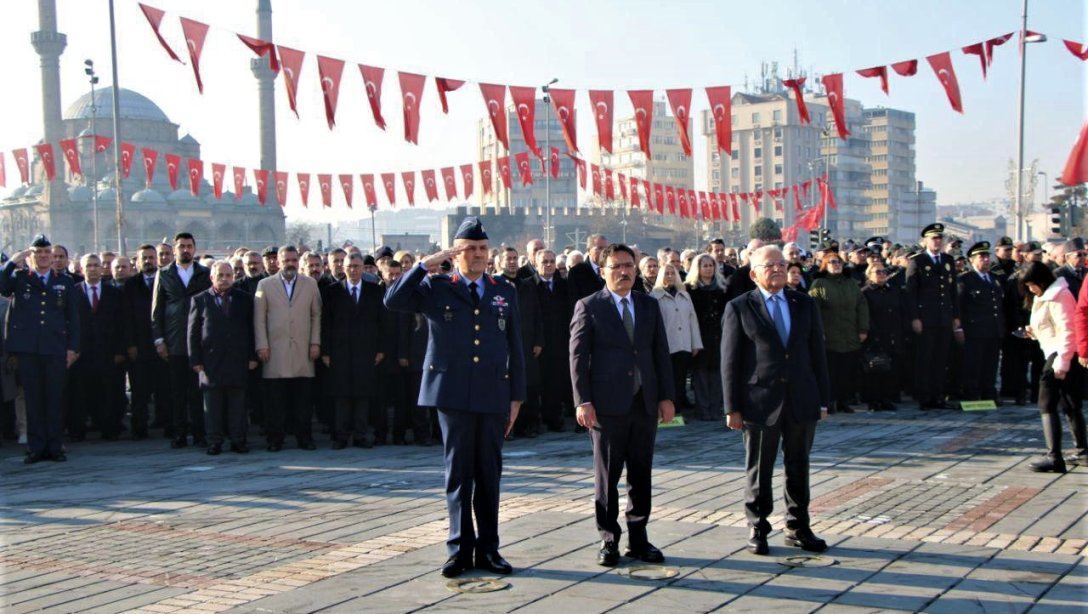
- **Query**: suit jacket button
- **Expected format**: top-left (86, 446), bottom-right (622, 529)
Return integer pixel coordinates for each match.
top-left (473, 356), bottom-right (479, 363)
top-left (474, 339), bottom-right (480, 346)
top-left (429, 365), bottom-right (434, 370)
top-left (474, 324), bottom-right (480, 331)
top-left (474, 309), bottom-right (480, 316)
top-left (785, 353), bottom-right (789, 359)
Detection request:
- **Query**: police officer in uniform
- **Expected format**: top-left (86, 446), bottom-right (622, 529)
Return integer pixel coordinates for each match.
top-left (384, 217), bottom-right (526, 579)
top-left (905, 223), bottom-right (960, 409)
top-left (957, 242), bottom-right (1005, 402)
top-left (0, 235), bottom-right (80, 463)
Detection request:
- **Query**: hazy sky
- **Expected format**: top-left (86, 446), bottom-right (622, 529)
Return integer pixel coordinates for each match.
top-left (1, 0), bottom-right (1084, 224)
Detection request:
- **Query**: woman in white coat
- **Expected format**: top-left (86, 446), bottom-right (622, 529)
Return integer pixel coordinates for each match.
top-left (651, 263), bottom-right (703, 414)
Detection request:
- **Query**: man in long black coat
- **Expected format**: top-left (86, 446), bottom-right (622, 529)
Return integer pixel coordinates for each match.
top-left (69, 254), bottom-right (126, 440)
top-left (534, 249), bottom-right (573, 431)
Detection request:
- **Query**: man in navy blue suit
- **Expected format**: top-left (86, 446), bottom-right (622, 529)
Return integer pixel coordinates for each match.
top-left (569, 243), bottom-right (676, 567)
top-left (385, 217), bottom-right (525, 578)
top-left (721, 245), bottom-right (831, 556)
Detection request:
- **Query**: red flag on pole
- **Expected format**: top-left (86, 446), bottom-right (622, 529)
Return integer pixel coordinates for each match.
top-left (588, 90), bottom-right (614, 154)
top-left (361, 174), bottom-right (378, 209)
top-left (926, 52), bottom-right (964, 113)
top-left (479, 160), bottom-right (493, 196)
top-left (706, 86), bottom-right (733, 155)
top-left (549, 88), bottom-right (578, 155)
top-left (187, 158), bottom-right (203, 196)
top-left (33, 144), bottom-right (56, 181)
top-left (232, 166), bottom-right (245, 200)
top-left (627, 90), bottom-right (654, 159)
top-left (604, 169), bottom-right (615, 201)
top-left (480, 83), bottom-right (509, 151)
top-left (590, 164), bottom-right (602, 197)
top-left (59, 138), bottom-right (81, 177)
top-left (138, 3), bottom-right (182, 63)
top-left (381, 172), bottom-right (396, 206)
top-left (509, 86), bottom-right (540, 157)
top-left (1060, 122), bottom-right (1088, 186)
top-left (165, 153), bottom-right (181, 190)
top-left (13, 149), bottom-right (29, 184)
top-left (497, 157), bottom-right (512, 190)
top-left (339, 174), bottom-right (353, 208)
top-left (820, 73), bottom-right (851, 138)
top-left (318, 174), bottom-right (333, 207)
top-left (402, 171), bottom-right (417, 206)
top-left (120, 143), bottom-right (135, 178)
top-left (274, 170), bottom-right (288, 206)
top-left (891, 59), bottom-right (918, 76)
top-left (254, 169), bottom-right (269, 205)
top-left (422, 169), bottom-right (439, 202)
top-left (178, 17), bottom-right (209, 94)
top-left (317, 55), bottom-right (345, 129)
top-left (399, 72), bottom-right (426, 144)
top-left (359, 64), bottom-right (387, 129)
top-left (142, 148), bottom-right (158, 186)
top-left (436, 77), bottom-right (465, 113)
top-left (460, 164), bottom-right (474, 200)
top-left (666, 88), bottom-right (694, 157)
top-left (856, 66), bottom-right (889, 94)
top-left (440, 167), bottom-right (458, 200)
top-left (296, 172), bottom-right (309, 207)
top-left (549, 147), bottom-right (560, 179)
top-left (781, 78), bottom-right (810, 124)
top-left (237, 34), bottom-right (278, 73)
top-left (515, 152), bottom-right (534, 186)
top-left (278, 46), bottom-right (305, 118)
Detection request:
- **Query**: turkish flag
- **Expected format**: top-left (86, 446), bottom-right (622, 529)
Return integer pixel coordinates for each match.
top-left (497, 157), bottom-right (512, 190)
top-left (142, 148), bottom-right (158, 186)
top-left (549, 147), bottom-right (560, 179)
top-left (33, 144), bottom-right (56, 181)
top-left (178, 18), bottom-right (209, 94)
top-left (480, 83), bottom-right (509, 151)
top-left (986, 32), bottom-right (1014, 64)
top-left (666, 88), bottom-right (694, 157)
top-left (549, 88), bottom-right (578, 154)
top-left (802, 180), bottom-right (813, 201)
top-left (678, 190), bottom-right (689, 218)
top-left (399, 72), bottom-right (426, 144)
top-left (254, 169), bottom-right (269, 206)
top-left (13, 149), bottom-right (29, 184)
top-left (857, 66), bottom-right (889, 94)
top-left (510, 86), bottom-right (541, 157)
top-left (515, 151), bottom-right (534, 186)
top-left (296, 172), bottom-right (309, 207)
top-left (460, 164), bottom-right (474, 200)
top-left (891, 59), bottom-right (918, 76)
top-left (440, 167), bottom-right (458, 200)
top-left (278, 46), bottom-right (305, 118)
top-left (627, 90), bottom-right (654, 159)
top-left (381, 172), bottom-right (396, 206)
top-left (59, 138), bottom-right (81, 177)
top-left (739, 192), bottom-right (750, 211)
top-left (317, 55), bottom-right (345, 129)
top-left (618, 173), bottom-right (628, 201)
top-left (665, 185), bottom-right (676, 214)
top-left (273, 170), bottom-right (288, 206)
top-left (120, 143), bottom-right (135, 178)
top-left (699, 191), bottom-right (710, 219)
top-left (588, 90), bottom-right (614, 154)
top-left (318, 173), bottom-right (333, 207)
top-left (478, 160), bottom-right (493, 196)
top-left (187, 158), bottom-right (203, 196)
top-left (94, 135), bottom-right (113, 153)
top-left (773, 191), bottom-right (784, 212)
top-left (436, 77), bottom-right (465, 114)
top-left (1064, 39), bottom-right (1088, 60)
top-left (782, 78), bottom-right (810, 124)
top-left (237, 34), bottom-right (279, 73)
top-left (926, 52), bottom-right (964, 113)
top-left (818, 177), bottom-right (838, 210)
top-left (0, 153), bottom-right (5, 187)
top-left (709, 192), bottom-right (721, 220)
top-left (359, 64), bottom-right (387, 129)
top-left (211, 163), bottom-right (226, 200)
top-left (820, 73), bottom-right (851, 139)
top-left (401, 171), bottom-right (417, 206)
top-left (793, 184), bottom-right (803, 211)
top-left (1060, 122), bottom-right (1088, 186)
top-left (962, 43), bottom-right (989, 79)
top-left (590, 164), bottom-right (602, 197)
top-left (653, 183), bottom-right (665, 213)
top-left (422, 169), bottom-right (439, 202)
top-left (574, 157), bottom-right (586, 190)
top-left (232, 166), bottom-right (245, 200)
top-left (629, 176), bottom-right (641, 208)
top-left (165, 153), bottom-right (181, 190)
top-left (340, 174), bottom-right (354, 208)
top-left (604, 169), bottom-right (615, 201)
top-left (138, 3), bottom-right (182, 63)
top-left (361, 174), bottom-right (378, 209)
top-left (706, 86), bottom-right (733, 155)
top-left (728, 193), bottom-right (739, 221)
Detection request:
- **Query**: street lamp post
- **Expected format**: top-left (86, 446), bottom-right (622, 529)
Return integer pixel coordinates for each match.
top-left (83, 59), bottom-right (99, 251)
top-left (1013, 0), bottom-right (1047, 241)
top-left (541, 78), bottom-right (558, 247)
top-left (108, 0), bottom-right (126, 253)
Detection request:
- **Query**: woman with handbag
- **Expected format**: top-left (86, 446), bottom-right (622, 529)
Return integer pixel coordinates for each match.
top-left (861, 260), bottom-right (905, 411)
top-left (809, 252), bottom-right (870, 414)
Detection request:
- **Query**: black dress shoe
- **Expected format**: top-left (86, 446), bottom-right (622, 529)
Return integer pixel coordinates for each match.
top-left (267, 442), bottom-right (282, 452)
top-left (597, 541), bottom-right (620, 566)
top-left (1029, 456), bottom-right (1067, 473)
top-left (230, 443), bottom-right (249, 454)
top-left (206, 444), bottom-right (222, 456)
top-left (170, 436), bottom-right (188, 449)
top-left (24, 452), bottom-right (44, 465)
top-left (51, 452), bottom-right (67, 462)
top-left (331, 440), bottom-right (347, 450)
top-left (475, 551), bottom-right (513, 575)
top-left (785, 530), bottom-right (828, 553)
top-left (624, 543), bottom-right (665, 563)
top-left (441, 555), bottom-right (471, 578)
top-left (747, 530), bottom-right (769, 555)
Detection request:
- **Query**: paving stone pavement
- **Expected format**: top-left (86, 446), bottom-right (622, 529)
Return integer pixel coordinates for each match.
top-left (1, 404), bottom-right (1085, 613)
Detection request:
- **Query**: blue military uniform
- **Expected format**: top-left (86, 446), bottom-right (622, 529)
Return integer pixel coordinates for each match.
top-left (0, 235), bottom-right (80, 461)
top-left (384, 217), bottom-right (526, 576)
top-left (904, 223), bottom-right (959, 408)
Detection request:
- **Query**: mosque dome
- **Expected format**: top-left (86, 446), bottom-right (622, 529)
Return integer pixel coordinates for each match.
top-left (132, 189), bottom-right (167, 204)
top-left (64, 88), bottom-right (171, 123)
top-left (67, 185), bottom-right (92, 202)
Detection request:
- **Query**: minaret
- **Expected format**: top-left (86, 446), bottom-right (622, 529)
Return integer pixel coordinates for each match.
top-left (251, 0), bottom-right (277, 173)
top-left (32, 0), bottom-right (67, 211)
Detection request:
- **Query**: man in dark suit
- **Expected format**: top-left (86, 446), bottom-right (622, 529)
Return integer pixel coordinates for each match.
top-left (570, 243), bottom-right (676, 567)
top-left (497, 247), bottom-right (543, 438)
top-left (957, 242), bottom-right (1005, 403)
top-left (707, 238), bottom-right (737, 280)
top-left (385, 217), bottom-right (525, 579)
top-left (152, 232), bottom-right (212, 448)
top-left (904, 223), bottom-right (960, 409)
top-left (124, 244), bottom-right (167, 439)
top-left (535, 249), bottom-right (573, 431)
top-left (516, 238), bottom-right (544, 280)
top-left (188, 261), bottom-right (257, 454)
top-left (723, 239), bottom-right (765, 303)
top-left (1056, 239), bottom-right (1085, 300)
top-left (567, 234), bottom-right (607, 302)
top-left (722, 244), bottom-right (831, 556)
top-left (0, 235), bottom-right (80, 463)
top-left (69, 254), bottom-right (126, 441)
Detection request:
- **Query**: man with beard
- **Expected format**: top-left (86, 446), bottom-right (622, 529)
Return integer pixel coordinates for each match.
top-left (234, 251), bottom-right (266, 294)
top-left (124, 244), bottom-right (167, 440)
top-left (261, 246), bottom-right (280, 277)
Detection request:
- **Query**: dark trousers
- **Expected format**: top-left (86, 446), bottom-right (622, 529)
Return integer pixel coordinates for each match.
top-left (914, 325), bottom-right (952, 403)
top-left (203, 385), bottom-right (247, 445)
top-left (591, 391), bottom-right (658, 547)
top-left (390, 371), bottom-right (413, 442)
top-left (335, 396), bottom-right (371, 444)
top-left (244, 368), bottom-right (265, 429)
top-left (130, 353), bottom-right (169, 434)
top-left (962, 336), bottom-right (1001, 401)
top-left (68, 355), bottom-right (117, 437)
top-left (514, 385), bottom-right (540, 435)
top-left (670, 351), bottom-right (692, 410)
top-left (1038, 356), bottom-right (1088, 458)
top-left (438, 408), bottom-right (505, 558)
top-left (539, 352), bottom-right (570, 429)
top-left (168, 355), bottom-right (204, 439)
top-left (371, 374), bottom-right (391, 443)
top-left (264, 377), bottom-right (313, 444)
top-left (827, 350), bottom-right (859, 406)
top-left (862, 350), bottom-right (899, 404)
top-left (743, 409), bottom-right (817, 533)
top-left (18, 353), bottom-right (66, 456)
top-left (1005, 336), bottom-right (1045, 403)
top-left (692, 366), bottom-right (724, 419)
top-left (113, 361), bottom-right (130, 433)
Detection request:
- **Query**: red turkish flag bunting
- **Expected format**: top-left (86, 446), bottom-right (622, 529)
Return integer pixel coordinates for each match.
top-left (359, 64), bottom-right (387, 129)
top-left (590, 164), bottom-right (602, 197)
top-left (0, 153), bottom-right (5, 187)
top-left (549, 147), bottom-right (560, 178)
top-left (296, 172), bottom-right (309, 207)
top-left (440, 167), bottom-right (458, 200)
top-left (509, 86), bottom-right (541, 157)
top-left (120, 143), bottom-right (135, 178)
top-left (627, 90), bottom-right (654, 159)
top-left (604, 169), bottom-right (615, 201)
top-left (678, 190), bottom-right (689, 218)
top-left (665, 186), bottom-right (676, 214)
top-left (618, 172), bottom-right (628, 201)
top-left (891, 59), bottom-right (918, 76)
top-left (254, 169), bottom-right (269, 205)
top-left (232, 166), bottom-right (245, 201)
top-left (706, 86), bottom-right (733, 155)
top-left (588, 90), bottom-right (614, 154)
top-left (422, 169), bottom-right (439, 202)
top-left (1061, 122), bottom-right (1088, 186)
top-left (820, 73), bottom-right (851, 139)
top-left (962, 42), bottom-right (989, 79)
top-left (459, 164), bottom-right (474, 200)
top-left (480, 83), bottom-right (509, 151)
top-left (165, 153), bottom-right (181, 190)
top-left (630, 176), bottom-right (641, 208)
top-left (793, 184), bottom-right (803, 211)
top-left (926, 52), bottom-right (964, 113)
top-left (708, 192), bottom-right (720, 219)
top-left (666, 88), bottom-right (694, 157)
top-left (237, 34), bottom-right (278, 73)
top-left (818, 177), bottom-right (838, 210)
top-left (399, 72), bottom-right (426, 144)
top-left (653, 183), bottom-right (664, 213)
top-left (138, 3), bottom-right (182, 63)
top-left (142, 148), bottom-right (158, 185)
top-left (317, 55), bottom-right (345, 129)
top-left (1064, 39), bottom-right (1088, 60)
top-left (478, 160), bottom-right (493, 196)
top-left (574, 157), bottom-right (586, 190)
top-left (278, 46), bottom-right (305, 118)
top-left (856, 66), bottom-right (889, 94)
top-left (436, 77), bottom-right (465, 114)
top-left (33, 144), bottom-right (56, 181)
top-left (515, 152), bottom-right (534, 186)
top-left (361, 174), bottom-right (378, 209)
top-left (94, 135), bottom-right (113, 153)
top-left (549, 88), bottom-right (578, 155)
top-left (318, 174), bottom-right (333, 207)
top-left (339, 174), bottom-right (354, 208)
top-left (274, 171), bottom-right (288, 206)
top-left (59, 138), bottom-right (81, 177)
top-left (187, 158), bottom-right (203, 196)
top-left (381, 173), bottom-right (396, 206)
top-left (497, 157), bottom-right (512, 190)
top-left (731, 193), bottom-right (741, 220)
top-left (13, 148), bottom-right (29, 184)
top-left (212, 163), bottom-right (226, 200)
top-left (401, 171), bottom-right (417, 206)
top-left (782, 78), bottom-right (810, 124)
top-left (178, 18), bottom-right (209, 94)
top-left (986, 32), bottom-right (1014, 63)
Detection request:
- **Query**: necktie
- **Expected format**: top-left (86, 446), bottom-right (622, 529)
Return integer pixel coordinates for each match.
top-left (351, 285), bottom-right (359, 304)
top-left (221, 293), bottom-right (230, 316)
top-left (771, 294), bottom-right (788, 346)
top-left (91, 285), bottom-right (99, 313)
top-left (146, 276), bottom-right (154, 289)
top-left (469, 281), bottom-right (480, 307)
top-left (621, 298), bottom-right (641, 392)
top-left (983, 273), bottom-right (991, 285)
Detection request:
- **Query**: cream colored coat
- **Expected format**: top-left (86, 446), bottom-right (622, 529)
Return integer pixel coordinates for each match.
top-left (1029, 276), bottom-right (1077, 374)
top-left (651, 287), bottom-right (704, 354)
top-left (254, 273), bottom-right (322, 379)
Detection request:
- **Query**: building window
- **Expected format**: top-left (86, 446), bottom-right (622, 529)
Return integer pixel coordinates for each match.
top-left (774, 164), bottom-right (783, 175)
top-left (731, 168), bottom-right (739, 178)
top-left (754, 166), bottom-right (762, 177)
top-left (773, 110), bottom-right (782, 122)
top-left (754, 147), bottom-right (762, 159)
top-left (731, 150), bottom-right (739, 160)
top-left (774, 145), bottom-right (782, 157)
top-left (751, 112), bottom-right (761, 126)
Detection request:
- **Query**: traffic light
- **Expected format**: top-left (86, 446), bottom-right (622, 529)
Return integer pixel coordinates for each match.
top-left (1051, 204), bottom-right (1063, 237)
top-left (809, 229), bottom-right (820, 250)
top-left (820, 228), bottom-right (831, 244)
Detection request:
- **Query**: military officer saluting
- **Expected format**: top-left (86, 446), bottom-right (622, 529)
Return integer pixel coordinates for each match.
top-left (905, 223), bottom-right (960, 409)
top-left (957, 241), bottom-right (1005, 403)
top-left (0, 234), bottom-right (80, 463)
top-left (385, 217), bottom-right (526, 579)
